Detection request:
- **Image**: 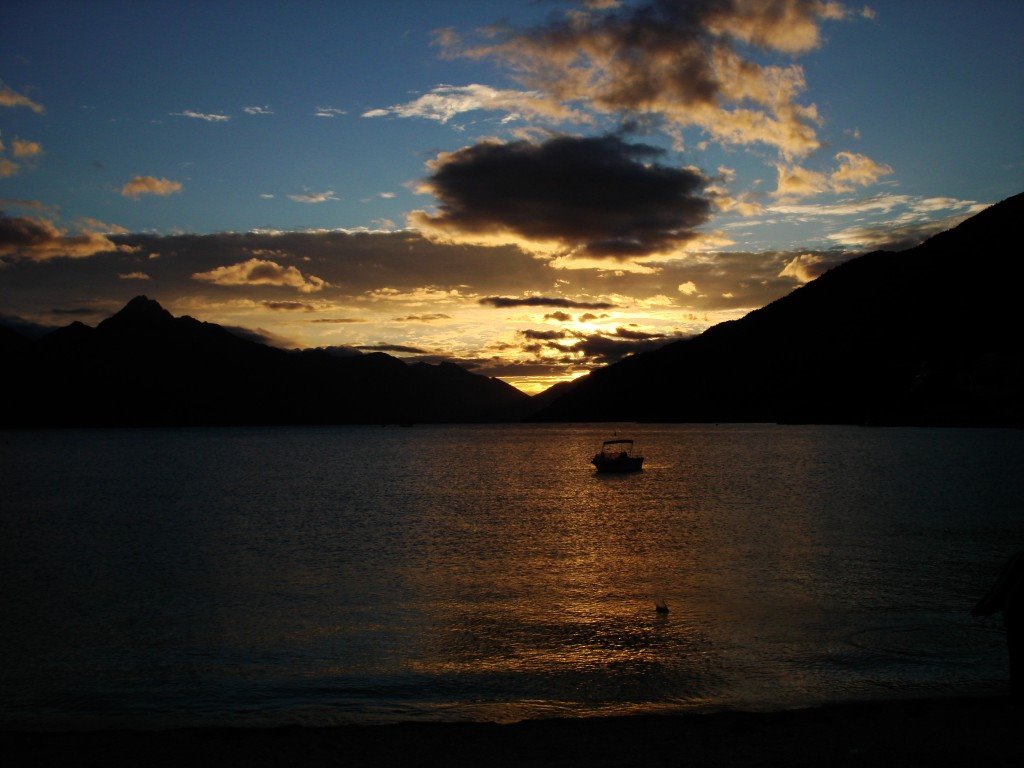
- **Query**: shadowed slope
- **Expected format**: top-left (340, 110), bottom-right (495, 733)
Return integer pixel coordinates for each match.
top-left (534, 193), bottom-right (1023, 426)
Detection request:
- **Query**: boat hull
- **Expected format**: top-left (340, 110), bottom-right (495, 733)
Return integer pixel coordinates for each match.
top-left (592, 456), bottom-right (644, 473)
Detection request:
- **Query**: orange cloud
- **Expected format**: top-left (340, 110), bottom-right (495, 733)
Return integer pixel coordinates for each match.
top-left (121, 176), bottom-right (183, 199)
top-left (446, 0), bottom-right (859, 158)
top-left (11, 138), bottom-right (43, 158)
top-left (0, 213), bottom-right (136, 261)
top-left (0, 83), bottom-right (45, 113)
top-left (191, 258), bottom-right (329, 293)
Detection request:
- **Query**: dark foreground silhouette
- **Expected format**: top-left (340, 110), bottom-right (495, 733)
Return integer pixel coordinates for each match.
top-left (974, 552), bottom-right (1024, 705)
top-left (534, 192), bottom-right (1024, 426)
top-left (2, 697), bottom-right (1020, 768)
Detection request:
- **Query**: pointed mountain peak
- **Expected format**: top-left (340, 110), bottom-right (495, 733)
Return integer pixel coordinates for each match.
top-left (99, 296), bottom-right (175, 330)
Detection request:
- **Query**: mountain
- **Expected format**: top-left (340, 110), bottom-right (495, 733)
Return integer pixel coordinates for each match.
top-left (533, 193), bottom-right (1023, 426)
top-left (0, 296), bottom-right (529, 427)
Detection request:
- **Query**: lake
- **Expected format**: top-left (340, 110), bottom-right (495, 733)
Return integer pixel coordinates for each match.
top-left (1, 424), bottom-right (1021, 729)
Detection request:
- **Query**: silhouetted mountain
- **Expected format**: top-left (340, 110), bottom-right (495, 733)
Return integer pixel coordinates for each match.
top-left (534, 193), bottom-right (1023, 426)
top-left (0, 296), bottom-right (529, 427)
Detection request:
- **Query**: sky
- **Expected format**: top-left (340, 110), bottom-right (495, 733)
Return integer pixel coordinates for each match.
top-left (2, 0), bottom-right (1021, 393)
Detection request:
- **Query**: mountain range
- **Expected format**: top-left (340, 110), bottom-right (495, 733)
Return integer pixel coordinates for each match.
top-left (0, 297), bottom-right (530, 427)
top-left (534, 192), bottom-right (1023, 426)
top-left (2, 193), bottom-right (1020, 428)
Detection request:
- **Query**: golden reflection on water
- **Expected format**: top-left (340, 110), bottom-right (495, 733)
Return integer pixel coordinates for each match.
top-left (1, 424), bottom-right (1019, 726)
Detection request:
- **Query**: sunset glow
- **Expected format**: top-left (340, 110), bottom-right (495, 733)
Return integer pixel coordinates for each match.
top-left (1, 1), bottom-right (1021, 393)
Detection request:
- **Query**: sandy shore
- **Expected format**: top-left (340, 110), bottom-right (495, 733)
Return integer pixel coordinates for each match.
top-left (3, 696), bottom-right (1021, 767)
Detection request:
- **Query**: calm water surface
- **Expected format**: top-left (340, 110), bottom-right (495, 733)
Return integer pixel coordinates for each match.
top-left (1, 424), bottom-right (1021, 729)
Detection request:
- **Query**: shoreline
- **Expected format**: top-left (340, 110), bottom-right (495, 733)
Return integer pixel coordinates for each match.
top-left (3, 696), bottom-right (1020, 767)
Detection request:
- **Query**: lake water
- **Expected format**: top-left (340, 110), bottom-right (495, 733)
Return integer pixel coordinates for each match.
top-left (1, 424), bottom-right (1021, 730)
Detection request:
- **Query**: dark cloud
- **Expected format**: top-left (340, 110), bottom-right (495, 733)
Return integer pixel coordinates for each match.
top-left (392, 313), bottom-right (451, 322)
top-left (413, 134), bottom-right (711, 258)
top-left (611, 326), bottom-right (666, 340)
top-left (355, 343), bottom-right (430, 354)
top-left (543, 311), bottom-right (572, 322)
top-left (578, 312), bottom-right (609, 322)
top-left (1, 212), bottom-right (132, 262)
top-left (480, 295), bottom-right (615, 309)
top-left (519, 328), bottom-right (576, 341)
top-left (310, 317), bottom-right (363, 324)
top-left (263, 300), bottom-right (315, 311)
top-left (566, 332), bottom-right (679, 364)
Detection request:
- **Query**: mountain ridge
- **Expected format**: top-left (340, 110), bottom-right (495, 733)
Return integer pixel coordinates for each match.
top-left (532, 193), bottom-right (1023, 426)
top-left (0, 298), bottom-right (530, 427)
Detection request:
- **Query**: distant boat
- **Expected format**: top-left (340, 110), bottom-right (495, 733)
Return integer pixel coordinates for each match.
top-left (592, 438), bottom-right (644, 473)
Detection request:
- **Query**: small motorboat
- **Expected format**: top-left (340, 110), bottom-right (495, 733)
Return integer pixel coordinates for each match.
top-left (591, 438), bottom-right (644, 473)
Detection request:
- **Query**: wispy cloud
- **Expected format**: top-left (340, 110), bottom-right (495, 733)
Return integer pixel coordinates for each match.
top-left (479, 296), bottom-right (615, 310)
top-left (288, 190), bottom-right (338, 204)
top-left (118, 271), bottom-right (150, 280)
top-left (121, 176), bottom-right (183, 198)
top-left (313, 106), bottom-right (346, 118)
top-left (0, 82), bottom-right (45, 113)
top-left (242, 105), bottom-right (274, 115)
top-left (362, 84), bottom-right (586, 125)
top-left (172, 110), bottom-right (230, 122)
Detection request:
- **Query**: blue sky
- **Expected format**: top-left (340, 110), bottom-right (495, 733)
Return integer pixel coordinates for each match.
top-left (2, 1), bottom-right (1022, 392)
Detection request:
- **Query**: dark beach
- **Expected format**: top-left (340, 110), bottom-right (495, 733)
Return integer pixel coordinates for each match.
top-left (3, 696), bottom-right (1021, 768)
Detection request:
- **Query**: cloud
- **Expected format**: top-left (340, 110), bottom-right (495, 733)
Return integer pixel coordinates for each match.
top-left (520, 328), bottom-right (575, 341)
top-left (829, 151), bottom-right (893, 192)
top-left (392, 313), bottom-right (451, 322)
top-left (0, 212), bottom-right (135, 262)
top-left (678, 280), bottom-right (698, 295)
top-left (774, 152), bottom-right (893, 199)
top-left (243, 105), bottom-right (274, 115)
top-left (362, 83), bottom-right (586, 124)
top-left (826, 212), bottom-right (981, 252)
top-left (118, 271), bottom-right (150, 280)
top-left (773, 163), bottom-right (830, 199)
top-left (445, 0), bottom-right (860, 158)
top-left (192, 258), bottom-right (329, 293)
top-left (411, 134), bottom-right (711, 258)
top-left (479, 295), bottom-right (615, 309)
top-left (562, 330), bottom-right (677, 364)
top-left (288, 190), bottom-right (338, 204)
top-left (11, 139), bottom-right (43, 158)
top-left (0, 82), bottom-right (45, 113)
top-left (263, 300), bottom-right (315, 311)
top-left (314, 106), bottom-right (346, 118)
top-left (544, 311), bottom-right (572, 322)
top-left (172, 110), bottom-right (230, 122)
top-left (121, 176), bottom-right (183, 199)
top-left (222, 325), bottom-right (297, 348)
top-left (310, 317), bottom-right (363, 324)
top-left (778, 252), bottom-right (847, 283)
top-left (0, 159), bottom-right (17, 178)
top-left (356, 342), bottom-right (430, 354)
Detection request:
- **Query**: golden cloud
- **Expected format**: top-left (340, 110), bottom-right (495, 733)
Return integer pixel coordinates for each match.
top-left (191, 258), bottom-right (329, 293)
top-left (0, 213), bottom-right (136, 262)
top-left (0, 83), bottom-right (45, 113)
top-left (11, 138), bottom-right (43, 158)
top-left (121, 176), bottom-right (183, 199)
